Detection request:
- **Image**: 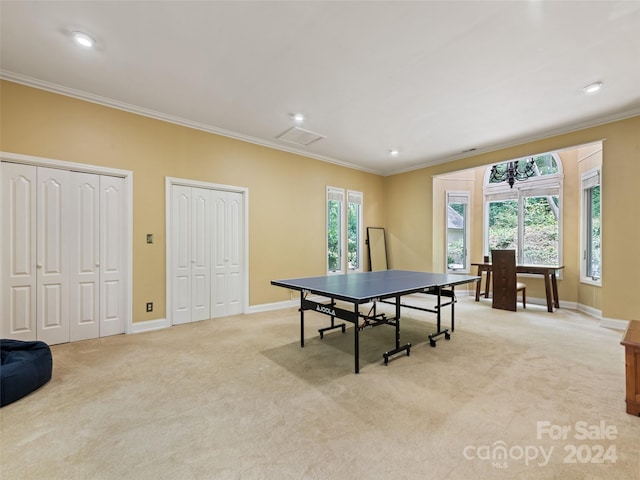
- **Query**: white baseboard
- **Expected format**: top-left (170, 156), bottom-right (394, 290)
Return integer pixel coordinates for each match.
top-left (248, 299), bottom-right (299, 314)
top-left (577, 303), bottom-right (601, 319)
top-left (131, 318), bottom-right (169, 334)
top-left (128, 303), bottom-right (630, 333)
top-left (600, 317), bottom-right (630, 331)
top-left (574, 304), bottom-right (629, 331)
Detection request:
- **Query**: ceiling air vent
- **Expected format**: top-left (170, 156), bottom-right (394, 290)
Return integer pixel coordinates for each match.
top-left (276, 126), bottom-right (325, 146)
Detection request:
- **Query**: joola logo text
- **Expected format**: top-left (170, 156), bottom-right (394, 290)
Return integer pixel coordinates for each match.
top-left (316, 305), bottom-right (336, 316)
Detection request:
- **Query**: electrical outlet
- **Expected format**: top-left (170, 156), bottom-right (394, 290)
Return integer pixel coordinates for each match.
top-left (146, 302), bottom-right (153, 312)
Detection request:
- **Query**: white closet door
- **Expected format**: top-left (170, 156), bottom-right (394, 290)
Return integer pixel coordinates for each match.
top-left (99, 175), bottom-right (126, 337)
top-left (211, 191), bottom-right (243, 318)
top-left (1, 162), bottom-right (37, 341)
top-left (172, 185), bottom-right (192, 324)
top-left (226, 192), bottom-right (243, 316)
top-left (37, 167), bottom-right (70, 345)
top-left (69, 172), bottom-right (100, 341)
top-left (191, 188), bottom-right (211, 322)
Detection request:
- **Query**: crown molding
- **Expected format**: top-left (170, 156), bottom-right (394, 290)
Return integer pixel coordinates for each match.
top-left (3, 70), bottom-right (639, 178)
top-left (383, 106), bottom-right (640, 176)
top-left (0, 71), bottom-right (380, 175)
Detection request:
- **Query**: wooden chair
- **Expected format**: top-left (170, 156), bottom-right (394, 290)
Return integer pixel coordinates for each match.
top-left (491, 249), bottom-right (526, 311)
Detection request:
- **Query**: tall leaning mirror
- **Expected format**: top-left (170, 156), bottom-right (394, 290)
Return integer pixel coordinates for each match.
top-left (367, 227), bottom-right (388, 271)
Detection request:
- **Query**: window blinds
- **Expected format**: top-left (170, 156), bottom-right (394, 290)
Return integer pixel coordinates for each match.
top-left (581, 170), bottom-right (600, 189)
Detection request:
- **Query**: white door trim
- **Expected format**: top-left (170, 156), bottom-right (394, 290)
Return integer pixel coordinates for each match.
top-left (165, 177), bottom-right (249, 326)
top-left (1, 151), bottom-right (134, 334)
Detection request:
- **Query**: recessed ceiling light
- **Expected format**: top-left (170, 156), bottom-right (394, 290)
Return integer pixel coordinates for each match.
top-left (72, 31), bottom-right (95, 48)
top-left (292, 113), bottom-right (305, 123)
top-left (583, 81), bottom-right (603, 94)
top-left (389, 149), bottom-right (399, 157)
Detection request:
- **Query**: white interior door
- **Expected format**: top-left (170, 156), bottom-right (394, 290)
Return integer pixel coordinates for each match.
top-left (211, 190), bottom-right (243, 318)
top-left (191, 187), bottom-right (211, 322)
top-left (168, 180), bottom-right (245, 325)
top-left (69, 172), bottom-right (100, 341)
top-left (99, 175), bottom-right (126, 337)
top-left (2, 154), bottom-right (132, 344)
top-left (36, 167), bottom-right (70, 345)
top-left (172, 185), bottom-right (192, 324)
top-left (171, 185), bottom-right (212, 324)
top-left (1, 162), bottom-right (37, 341)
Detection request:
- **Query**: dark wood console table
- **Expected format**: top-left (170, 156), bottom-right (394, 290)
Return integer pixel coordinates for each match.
top-left (621, 320), bottom-right (640, 416)
top-left (471, 262), bottom-right (564, 313)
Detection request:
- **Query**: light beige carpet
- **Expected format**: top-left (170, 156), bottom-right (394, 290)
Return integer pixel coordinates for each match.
top-left (1, 296), bottom-right (638, 479)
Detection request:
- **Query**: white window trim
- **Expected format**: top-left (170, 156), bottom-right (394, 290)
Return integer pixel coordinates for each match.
top-left (580, 168), bottom-right (602, 286)
top-left (326, 186), bottom-right (345, 274)
top-left (445, 190), bottom-right (470, 273)
top-left (347, 190), bottom-right (364, 273)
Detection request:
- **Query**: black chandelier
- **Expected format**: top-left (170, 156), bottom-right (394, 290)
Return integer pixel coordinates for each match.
top-left (489, 158), bottom-right (537, 188)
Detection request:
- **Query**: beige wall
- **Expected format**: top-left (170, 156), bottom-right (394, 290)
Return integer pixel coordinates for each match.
top-left (0, 81), bottom-right (386, 322)
top-left (432, 170), bottom-right (477, 295)
top-left (2, 80), bottom-right (638, 323)
top-left (386, 115), bottom-right (640, 321)
top-left (575, 144), bottom-right (603, 311)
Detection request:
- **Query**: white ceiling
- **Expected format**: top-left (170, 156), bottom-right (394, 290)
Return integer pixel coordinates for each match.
top-left (2, 1), bottom-right (639, 175)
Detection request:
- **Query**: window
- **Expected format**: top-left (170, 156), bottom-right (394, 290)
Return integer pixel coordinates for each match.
top-left (581, 169), bottom-right (601, 283)
top-left (347, 190), bottom-right (363, 271)
top-left (327, 187), bottom-right (363, 274)
top-left (484, 154), bottom-right (562, 266)
top-left (446, 191), bottom-right (470, 272)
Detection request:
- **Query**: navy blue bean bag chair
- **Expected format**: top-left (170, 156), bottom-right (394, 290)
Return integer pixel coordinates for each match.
top-left (1, 339), bottom-right (52, 407)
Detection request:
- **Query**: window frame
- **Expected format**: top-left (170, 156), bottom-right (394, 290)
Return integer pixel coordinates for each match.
top-left (326, 186), bottom-right (363, 274)
top-left (580, 168), bottom-right (602, 285)
top-left (483, 154), bottom-right (563, 268)
top-left (347, 190), bottom-right (364, 273)
top-left (445, 190), bottom-right (470, 273)
top-left (326, 186), bottom-right (345, 274)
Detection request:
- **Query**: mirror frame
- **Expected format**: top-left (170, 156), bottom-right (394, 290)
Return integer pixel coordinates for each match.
top-left (367, 227), bottom-right (388, 271)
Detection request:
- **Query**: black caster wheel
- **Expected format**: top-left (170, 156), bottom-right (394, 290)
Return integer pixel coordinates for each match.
top-left (445, 333), bottom-right (451, 340)
top-left (341, 325), bottom-right (346, 333)
top-left (430, 339), bottom-right (436, 347)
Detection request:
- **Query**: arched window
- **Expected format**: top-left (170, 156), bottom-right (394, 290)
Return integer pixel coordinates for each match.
top-left (483, 153), bottom-right (563, 266)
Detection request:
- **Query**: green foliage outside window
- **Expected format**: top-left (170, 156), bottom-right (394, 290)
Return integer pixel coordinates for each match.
top-left (489, 200), bottom-right (518, 251)
top-left (327, 200), bottom-right (341, 271)
top-left (588, 185), bottom-right (601, 278)
top-left (523, 196), bottom-right (559, 265)
top-left (347, 202), bottom-right (359, 269)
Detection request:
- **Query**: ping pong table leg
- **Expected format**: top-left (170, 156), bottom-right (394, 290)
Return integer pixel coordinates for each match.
top-left (354, 304), bottom-right (359, 374)
top-left (451, 285), bottom-right (455, 332)
top-left (428, 286), bottom-right (451, 347)
top-left (299, 296), bottom-right (305, 348)
top-left (318, 299), bottom-right (346, 338)
top-left (382, 295), bottom-right (411, 365)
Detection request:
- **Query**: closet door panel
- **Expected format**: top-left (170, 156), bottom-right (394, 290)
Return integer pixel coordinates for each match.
top-left (1, 163), bottom-right (37, 340)
top-left (36, 167), bottom-right (70, 345)
top-left (226, 193), bottom-right (243, 315)
top-left (100, 176), bottom-right (126, 337)
top-left (70, 172), bottom-right (100, 341)
top-left (191, 188), bottom-right (211, 322)
top-left (211, 191), bottom-right (243, 318)
top-left (211, 192), bottom-right (227, 318)
top-left (172, 185), bottom-right (192, 324)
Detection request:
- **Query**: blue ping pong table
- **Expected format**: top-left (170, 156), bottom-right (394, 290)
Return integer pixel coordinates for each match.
top-left (271, 270), bottom-right (479, 373)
